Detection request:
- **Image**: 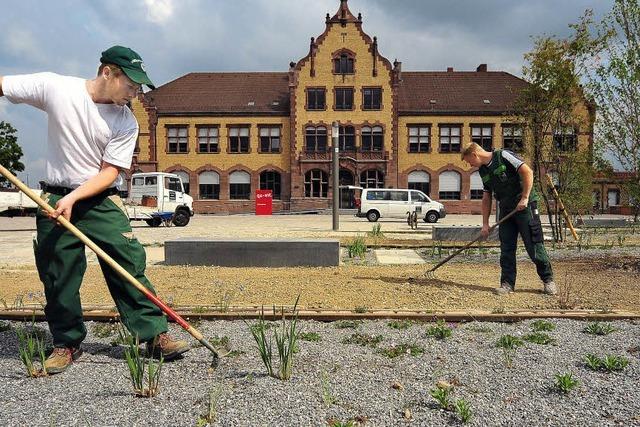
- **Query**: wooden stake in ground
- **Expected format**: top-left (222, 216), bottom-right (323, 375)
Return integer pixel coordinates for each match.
top-left (545, 174), bottom-right (579, 241)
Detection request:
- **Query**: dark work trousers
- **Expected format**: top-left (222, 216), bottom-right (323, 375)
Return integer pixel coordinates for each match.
top-left (34, 192), bottom-right (168, 348)
top-left (498, 201), bottom-right (553, 287)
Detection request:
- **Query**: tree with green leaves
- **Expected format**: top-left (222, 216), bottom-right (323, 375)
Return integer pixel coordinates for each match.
top-left (583, 0), bottom-right (640, 219)
top-left (0, 121), bottom-right (25, 187)
top-left (512, 12), bottom-right (603, 241)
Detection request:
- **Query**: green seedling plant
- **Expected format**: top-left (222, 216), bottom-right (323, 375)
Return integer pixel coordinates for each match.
top-left (274, 297), bottom-right (300, 380)
top-left (583, 322), bottom-right (616, 336)
top-left (341, 333), bottom-right (383, 348)
top-left (523, 332), bottom-right (556, 345)
top-left (347, 235), bottom-right (367, 258)
top-left (334, 320), bottom-right (361, 329)
top-left (368, 223), bottom-right (384, 239)
top-left (111, 322), bottom-right (135, 347)
top-left (497, 335), bottom-right (523, 368)
top-left (320, 369), bottom-right (337, 406)
top-left (387, 319), bottom-right (413, 330)
top-left (531, 320), bottom-right (556, 332)
top-left (298, 331), bottom-right (321, 342)
top-left (426, 319), bottom-right (453, 340)
top-left (195, 384), bottom-right (224, 426)
top-left (600, 355), bottom-right (629, 372)
top-left (247, 296), bottom-right (300, 380)
top-left (429, 383), bottom-right (451, 409)
top-left (454, 399), bottom-right (473, 424)
top-left (123, 335), bottom-right (163, 397)
top-left (378, 343), bottom-right (424, 358)
top-left (584, 353), bottom-right (602, 371)
top-left (554, 372), bottom-right (579, 394)
top-left (16, 322), bottom-right (48, 377)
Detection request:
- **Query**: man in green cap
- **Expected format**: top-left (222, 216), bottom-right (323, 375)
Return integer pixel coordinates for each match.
top-left (0, 45), bottom-right (190, 374)
top-left (461, 142), bottom-right (556, 296)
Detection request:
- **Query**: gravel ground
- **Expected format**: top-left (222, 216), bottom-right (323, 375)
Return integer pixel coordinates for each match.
top-left (1, 319), bottom-right (639, 426)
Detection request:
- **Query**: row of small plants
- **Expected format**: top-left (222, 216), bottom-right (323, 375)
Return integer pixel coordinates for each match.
top-left (7, 315), bottom-right (632, 424)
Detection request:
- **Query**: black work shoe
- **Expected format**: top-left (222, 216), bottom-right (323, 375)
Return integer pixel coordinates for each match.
top-left (146, 333), bottom-right (190, 360)
top-left (44, 347), bottom-right (83, 374)
top-left (494, 282), bottom-right (514, 295)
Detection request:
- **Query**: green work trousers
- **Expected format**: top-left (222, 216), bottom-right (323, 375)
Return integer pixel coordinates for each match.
top-left (498, 201), bottom-right (553, 287)
top-left (34, 192), bottom-right (168, 348)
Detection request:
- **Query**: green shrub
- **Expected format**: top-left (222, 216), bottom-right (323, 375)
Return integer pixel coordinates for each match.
top-left (426, 319), bottom-right (453, 340)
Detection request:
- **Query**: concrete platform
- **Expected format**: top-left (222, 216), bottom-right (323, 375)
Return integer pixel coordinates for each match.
top-left (374, 249), bottom-right (426, 265)
top-left (432, 225), bottom-right (499, 241)
top-left (164, 238), bottom-right (340, 267)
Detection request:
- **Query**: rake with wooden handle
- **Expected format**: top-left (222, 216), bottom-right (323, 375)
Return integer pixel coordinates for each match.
top-left (0, 164), bottom-right (222, 367)
top-left (420, 208), bottom-right (519, 279)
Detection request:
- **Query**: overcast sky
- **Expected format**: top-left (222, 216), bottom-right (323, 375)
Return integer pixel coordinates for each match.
top-left (0, 0), bottom-right (613, 186)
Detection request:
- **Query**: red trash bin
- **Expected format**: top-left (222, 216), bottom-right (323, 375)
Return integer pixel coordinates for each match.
top-left (255, 189), bottom-right (273, 215)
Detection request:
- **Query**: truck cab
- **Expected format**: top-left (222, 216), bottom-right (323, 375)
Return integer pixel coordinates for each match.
top-left (126, 172), bottom-right (194, 227)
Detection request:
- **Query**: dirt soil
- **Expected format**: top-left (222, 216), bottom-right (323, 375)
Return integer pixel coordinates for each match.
top-left (2, 256), bottom-right (639, 313)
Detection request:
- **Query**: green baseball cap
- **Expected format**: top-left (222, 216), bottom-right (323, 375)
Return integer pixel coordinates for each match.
top-left (100, 45), bottom-right (155, 90)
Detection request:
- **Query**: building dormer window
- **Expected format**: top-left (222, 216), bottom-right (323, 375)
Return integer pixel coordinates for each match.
top-left (334, 53), bottom-right (354, 74)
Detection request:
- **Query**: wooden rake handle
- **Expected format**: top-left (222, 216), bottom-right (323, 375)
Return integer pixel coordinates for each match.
top-left (0, 164), bottom-right (219, 359)
top-left (426, 208), bottom-right (519, 274)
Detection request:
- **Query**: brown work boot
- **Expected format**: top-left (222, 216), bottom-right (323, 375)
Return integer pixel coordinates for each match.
top-left (146, 333), bottom-right (190, 360)
top-left (494, 282), bottom-right (514, 295)
top-left (543, 280), bottom-right (558, 295)
top-left (44, 347), bottom-right (83, 374)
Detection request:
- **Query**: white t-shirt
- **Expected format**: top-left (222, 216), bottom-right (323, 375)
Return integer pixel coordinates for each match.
top-left (3, 72), bottom-right (139, 188)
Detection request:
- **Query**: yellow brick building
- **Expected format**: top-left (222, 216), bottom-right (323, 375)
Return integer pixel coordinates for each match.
top-left (130, 0), bottom-right (593, 215)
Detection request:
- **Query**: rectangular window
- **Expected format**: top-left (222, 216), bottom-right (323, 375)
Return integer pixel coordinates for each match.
top-left (335, 88), bottom-right (354, 110)
top-left (305, 127), bottom-right (327, 152)
top-left (338, 126), bottom-right (355, 151)
top-left (471, 125), bottom-right (493, 151)
top-left (554, 127), bottom-right (577, 151)
top-left (408, 126), bottom-right (430, 153)
top-left (361, 126), bottom-right (383, 151)
top-left (259, 127), bottom-right (281, 153)
top-left (197, 126), bottom-right (219, 153)
top-left (229, 126), bottom-right (250, 153)
top-left (199, 184), bottom-right (219, 199)
top-left (230, 184), bottom-right (251, 200)
top-left (307, 88), bottom-right (326, 110)
top-left (439, 125), bottom-right (461, 153)
top-left (362, 87), bottom-right (382, 110)
top-left (470, 190), bottom-right (484, 200)
top-left (167, 126), bottom-right (188, 153)
top-left (502, 125), bottom-right (524, 151)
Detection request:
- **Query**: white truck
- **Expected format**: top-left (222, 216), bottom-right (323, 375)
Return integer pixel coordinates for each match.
top-left (0, 187), bottom-right (41, 216)
top-left (126, 172), bottom-right (194, 227)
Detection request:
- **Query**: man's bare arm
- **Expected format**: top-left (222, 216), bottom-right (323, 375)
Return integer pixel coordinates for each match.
top-left (516, 163), bottom-right (534, 210)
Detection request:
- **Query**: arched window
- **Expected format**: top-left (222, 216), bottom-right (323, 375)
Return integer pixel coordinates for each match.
top-left (304, 170), bottom-right (328, 198)
top-left (305, 126), bottom-right (327, 152)
top-left (408, 171), bottom-right (430, 196)
top-left (334, 53), bottom-right (354, 74)
top-left (470, 171), bottom-right (483, 200)
top-left (439, 171), bottom-right (461, 200)
top-left (230, 171), bottom-right (251, 200)
top-left (260, 171), bottom-right (281, 199)
top-left (361, 126), bottom-right (383, 151)
top-left (359, 170), bottom-right (384, 188)
top-left (199, 171), bottom-right (220, 200)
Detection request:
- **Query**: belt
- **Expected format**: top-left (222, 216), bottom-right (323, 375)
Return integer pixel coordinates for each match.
top-left (40, 182), bottom-right (119, 197)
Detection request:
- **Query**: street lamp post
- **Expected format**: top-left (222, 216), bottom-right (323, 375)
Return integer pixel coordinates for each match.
top-left (332, 121), bottom-right (339, 231)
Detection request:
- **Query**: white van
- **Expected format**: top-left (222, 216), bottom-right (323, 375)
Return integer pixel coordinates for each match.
top-left (356, 188), bottom-right (446, 223)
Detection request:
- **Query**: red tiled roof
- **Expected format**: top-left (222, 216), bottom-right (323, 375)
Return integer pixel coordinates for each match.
top-left (146, 70), bottom-right (530, 116)
top-left (398, 71), bottom-right (529, 115)
top-left (146, 72), bottom-right (290, 115)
